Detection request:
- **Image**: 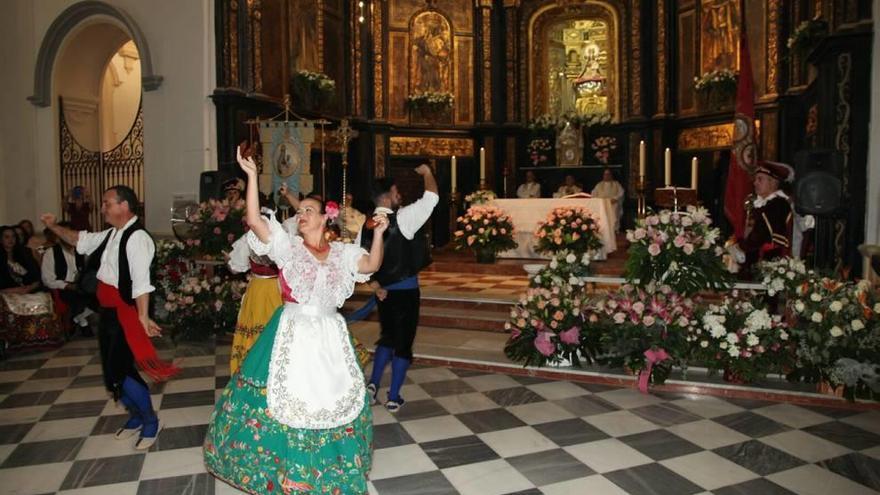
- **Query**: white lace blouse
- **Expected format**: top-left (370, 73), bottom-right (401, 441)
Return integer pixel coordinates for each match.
top-left (246, 216), bottom-right (370, 307)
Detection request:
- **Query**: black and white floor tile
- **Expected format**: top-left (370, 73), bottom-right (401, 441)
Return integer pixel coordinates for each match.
top-left (0, 337), bottom-right (878, 495)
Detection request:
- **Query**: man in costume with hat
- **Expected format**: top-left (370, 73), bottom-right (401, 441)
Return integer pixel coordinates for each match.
top-left (41, 186), bottom-right (178, 450)
top-left (730, 161), bottom-right (795, 273)
top-left (223, 177), bottom-right (246, 203)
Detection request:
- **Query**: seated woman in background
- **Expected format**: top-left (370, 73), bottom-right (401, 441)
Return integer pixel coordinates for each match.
top-left (0, 225), bottom-right (65, 352)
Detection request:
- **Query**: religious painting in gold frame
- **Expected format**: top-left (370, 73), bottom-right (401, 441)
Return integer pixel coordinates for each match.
top-left (409, 11), bottom-right (454, 94)
top-left (527, 2), bottom-right (620, 121)
top-left (289, 0), bottom-right (322, 73)
top-left (699, 0), bottom-right (740, 73)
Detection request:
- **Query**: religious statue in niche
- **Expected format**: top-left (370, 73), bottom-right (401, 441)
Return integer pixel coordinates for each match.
top-left (556, 121), bottom-right (583, 167)
top-left (410, 11), bottom-right (452, 94)
top-left (547, 20), bottom-right (610, 118)
top-left (700, 0), bottom-right (740, 72)
top-left (289, 0), bottom-right (321, 72)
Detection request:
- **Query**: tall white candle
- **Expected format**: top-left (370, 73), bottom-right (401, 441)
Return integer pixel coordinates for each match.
top-left (451, 155), bottom-right (457, 193)
top-left (479, 147), bottom-right (486, 183)
top-left (691, 157), bottom-right (699, 191)
top-left (639, 140), bottom-right (646, 178)
top-left (664, 148), bottom-right (672, 187)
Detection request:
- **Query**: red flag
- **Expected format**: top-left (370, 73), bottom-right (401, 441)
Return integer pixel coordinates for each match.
top-left (726, 0), bottom-right (757, 239)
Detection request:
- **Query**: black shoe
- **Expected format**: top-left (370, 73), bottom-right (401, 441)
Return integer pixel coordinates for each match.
top-left (80, 326), bottom-right (94, 338)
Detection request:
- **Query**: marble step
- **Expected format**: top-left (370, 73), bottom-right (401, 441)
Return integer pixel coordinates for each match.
top-left (344, 293), bottom-right (514, 333)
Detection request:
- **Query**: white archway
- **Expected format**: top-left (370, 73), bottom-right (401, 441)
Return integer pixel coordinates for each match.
top-left (28, 0), bottom-right (161, 108)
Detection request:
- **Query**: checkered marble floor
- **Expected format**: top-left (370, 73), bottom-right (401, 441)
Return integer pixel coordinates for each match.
top-left (415, 272), bottom-right (529, 298)
top-left (1, 338), bottom-right (879, 495)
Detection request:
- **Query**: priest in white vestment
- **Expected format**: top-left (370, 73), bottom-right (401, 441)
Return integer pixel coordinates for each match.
top-left (516, 170), bottom-right (542, 198)
top-left (591, 168), bottom-right (625, 232)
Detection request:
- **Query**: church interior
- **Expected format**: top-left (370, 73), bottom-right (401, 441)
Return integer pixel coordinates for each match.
top-left (1, 0), bottom-right (880, 494)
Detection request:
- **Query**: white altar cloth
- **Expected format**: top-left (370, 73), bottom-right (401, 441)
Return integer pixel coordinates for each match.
top-left (491, 198), bottom-right (617, 260)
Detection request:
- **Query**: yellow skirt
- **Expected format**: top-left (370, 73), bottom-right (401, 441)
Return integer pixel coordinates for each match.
top-left (230, 277), bottom-right (282, 374)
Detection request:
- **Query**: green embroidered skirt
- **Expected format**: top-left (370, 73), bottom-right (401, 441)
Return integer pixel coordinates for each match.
top-left (204, 308), bottom-right (373, 494)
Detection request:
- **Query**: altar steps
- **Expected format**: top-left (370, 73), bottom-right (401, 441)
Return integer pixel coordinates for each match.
top-left (344, 293), bottom-right (514, 333)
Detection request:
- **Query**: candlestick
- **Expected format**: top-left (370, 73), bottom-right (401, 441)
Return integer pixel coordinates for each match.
top-left (639, 140), bottom-right (646, 179)
top-left (691, 157), bottom-right (699, 191)
top-left (479, 147), bottom-right (486, 183)
top-left (451, 155), bottom-right (457, 194)
top-left (664, 148), bottom-right (672, 187)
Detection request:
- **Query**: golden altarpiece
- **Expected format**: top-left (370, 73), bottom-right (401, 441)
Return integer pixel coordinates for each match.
top-left (212, 0), bottom-right (873, 266)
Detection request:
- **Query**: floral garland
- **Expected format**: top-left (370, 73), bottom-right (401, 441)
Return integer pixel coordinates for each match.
top-left (534, 206), bottom-right (603, 256)
top-left (453, 205), bottom-right (517, 255)
top-left (624, 206), bottom-right (732, 296)
top-left (162, 274), bottom-right (248, 341)
top-left (526, 112), bottom-right (611, 132)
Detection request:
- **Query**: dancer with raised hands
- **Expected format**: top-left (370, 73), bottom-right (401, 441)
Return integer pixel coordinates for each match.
top-left (205, 146), bottom-right (388, 494)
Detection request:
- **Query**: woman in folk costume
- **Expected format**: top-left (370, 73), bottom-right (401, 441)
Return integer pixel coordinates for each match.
top-left (205, 146), bottom-right (388, 494)
top-left (226, 208), bottom-right (283, 374)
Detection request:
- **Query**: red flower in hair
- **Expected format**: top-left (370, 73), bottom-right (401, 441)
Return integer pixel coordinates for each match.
top-left (325, 201), bottom-right (340, 220)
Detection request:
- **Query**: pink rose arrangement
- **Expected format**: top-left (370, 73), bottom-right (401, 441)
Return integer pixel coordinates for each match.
top-left (624, 206), bottom-right (731, 295)
top-left (184, 198), bottom-right (247, 259)
top-left (453, 205), bottom-right (518, 256)
top-left (534, 206), bottom-right (603, 256)
top-left (504, 284), bottom-right (589, 367)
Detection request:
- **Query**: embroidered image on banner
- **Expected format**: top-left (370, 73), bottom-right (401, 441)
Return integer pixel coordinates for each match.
top-left (258, 121), bottom-right (315, 204)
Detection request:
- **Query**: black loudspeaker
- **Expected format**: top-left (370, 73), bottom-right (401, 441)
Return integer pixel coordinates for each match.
top-left (794, 149), bottom-right (844, 216)
top-left (199, 171), bottom-right (235, 202)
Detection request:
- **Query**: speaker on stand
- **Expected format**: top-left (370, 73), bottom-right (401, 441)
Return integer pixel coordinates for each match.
top-left (793, 149), bottom-right (844, 272)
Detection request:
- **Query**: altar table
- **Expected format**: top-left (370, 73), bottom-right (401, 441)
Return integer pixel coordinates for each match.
top-left (491, 198), bottom-right (617, 260)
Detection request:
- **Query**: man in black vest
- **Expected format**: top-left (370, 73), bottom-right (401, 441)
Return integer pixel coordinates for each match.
top-left (41, 221), bottom-right (94, 336)
top-left (41, 185), bottom-right (177, 450)
top-left (361, 164), bottom-right (438, 412)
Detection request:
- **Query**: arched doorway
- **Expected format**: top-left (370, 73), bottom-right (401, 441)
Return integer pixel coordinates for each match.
top-left (55, 22), bottom-right (144, 229)
top-left (29, 1), bottom-right (163, 229)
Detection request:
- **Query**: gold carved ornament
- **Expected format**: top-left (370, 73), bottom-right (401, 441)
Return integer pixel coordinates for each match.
top-left (389, 137), bottom-right (474, 157)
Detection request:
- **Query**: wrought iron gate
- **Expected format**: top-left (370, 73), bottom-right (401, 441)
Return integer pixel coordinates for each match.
top-left (59, 97), bottom-right (145, 229)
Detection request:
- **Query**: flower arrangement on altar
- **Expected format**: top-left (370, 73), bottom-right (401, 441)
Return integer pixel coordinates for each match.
top-left (530, 251), bottom-right (592, 290)
top-left (464, 189), bottom-right (496, 205)
top-left (453, 205), bottom-right (517, 262)
top-left (787, 276), bottom-right (880, 399)
top-left (624, 206), bottom-right (732, 296)
top-left (185, 198), bottom-right (247, 259)
top-left (591, 136), bottom-right (617, 165)
top-left (694, 293), bottom-right (792, 384)
top-left (503, 285), bottom-right (589, 367)
top-left (592, 284), bottom-right (699, 388)
top-left (527, 138), bottom-right (552, 166)
top-left (405, 91), bottom-right (454, 113)
top-left (534, 206), bottom-right (603, 256)
top-left (693, 69), bottom-right (738, 94)
top-left (162, 274), bottom-right (248, 341)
